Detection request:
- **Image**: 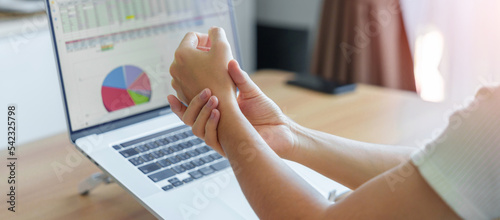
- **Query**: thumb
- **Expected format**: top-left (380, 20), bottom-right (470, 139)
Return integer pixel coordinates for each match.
top-left (228, 59), bottom-right (261, 95)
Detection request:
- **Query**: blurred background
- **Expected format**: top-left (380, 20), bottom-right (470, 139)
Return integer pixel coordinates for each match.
top-left (1, 0), bottom-right (500, 149)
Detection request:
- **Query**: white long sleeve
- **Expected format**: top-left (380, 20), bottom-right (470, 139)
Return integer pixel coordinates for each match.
top-left (411, 86), bottom-right (500, 220)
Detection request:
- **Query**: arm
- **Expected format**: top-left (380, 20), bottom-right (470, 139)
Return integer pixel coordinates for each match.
top-left (172, 56), bottom-right (417, 189)
top-left (169, 28), bottom-right (459, 218)
top-left (178, 83), bottom-right (458, 219)
top-left (289, 124), bottom-right (417, 189)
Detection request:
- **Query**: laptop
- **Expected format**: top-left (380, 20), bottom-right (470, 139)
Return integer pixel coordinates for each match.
top-left (45, 0), bottom-right (258, 219)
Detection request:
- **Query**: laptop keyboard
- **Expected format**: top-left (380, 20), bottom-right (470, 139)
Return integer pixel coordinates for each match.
top-left (112, 125), bottom-right (231, 191)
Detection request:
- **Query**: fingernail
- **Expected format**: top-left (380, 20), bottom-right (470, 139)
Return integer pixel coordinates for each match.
top-left (210, 110), bottom-right (216, 119)
top-left (206, 97), bottom-right (214, 107)
top-left (200, 89), bottom-right (209, 100)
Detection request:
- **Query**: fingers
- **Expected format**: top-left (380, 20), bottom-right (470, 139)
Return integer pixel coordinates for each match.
top-left (205, 109), bottom-right (224, 156)
top-left (169, 90), bottom-right (224, 156)
top-left (182, 88), bottom-right (211, 126)
top-left (196, 33), bottom-right (211, 50)
top-left (179, 32), bottom-right (199, 49)
top-left (208, 27), bottom-right (231, 53)
top-left (192, 96), bottom-right (218, 138)
top-left (167, 95), bottom-right (187, 119)
top-left (228, 59), bottom-right (261, 96)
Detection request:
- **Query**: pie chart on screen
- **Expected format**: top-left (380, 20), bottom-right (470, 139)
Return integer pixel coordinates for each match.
top-left (101, 65), bottom-right (152, 112)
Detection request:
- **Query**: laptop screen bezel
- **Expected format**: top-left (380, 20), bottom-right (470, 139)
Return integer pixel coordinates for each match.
top-left (45, 0), bottom-right (242, 142)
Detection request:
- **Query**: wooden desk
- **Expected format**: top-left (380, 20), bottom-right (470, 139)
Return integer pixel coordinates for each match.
top-left (3, 70), bottom-right (446, 219)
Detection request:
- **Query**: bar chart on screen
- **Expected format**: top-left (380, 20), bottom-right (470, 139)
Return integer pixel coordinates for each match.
top-left (55, 0), bottom-right (225, 53)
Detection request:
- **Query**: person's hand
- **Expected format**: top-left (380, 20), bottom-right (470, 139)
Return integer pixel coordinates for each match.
top-left (170, 59), bottom-right (298, 159)
top-left (225, 60), bottom-right (297, 158)
top-left (170, 27), bottom-right (237, 105)
top-left (167, 89), bottom-right (225, 156)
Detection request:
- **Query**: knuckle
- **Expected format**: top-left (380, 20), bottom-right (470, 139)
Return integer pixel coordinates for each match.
top-left (171, 80), bottom-right (178, 91)
top-left (169, 63), bottom-right (177, 76)
top-left (174, 49), bottom-right (185, 63)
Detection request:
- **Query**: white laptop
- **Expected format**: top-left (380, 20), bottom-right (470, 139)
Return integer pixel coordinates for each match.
top-left (45, 0), bottom-right (349, 219)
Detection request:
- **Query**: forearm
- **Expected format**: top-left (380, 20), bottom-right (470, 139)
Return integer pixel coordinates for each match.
top-left (288, 123), bottom-right (417, 189)
top-left (215, 101), bottom-right (329, 219)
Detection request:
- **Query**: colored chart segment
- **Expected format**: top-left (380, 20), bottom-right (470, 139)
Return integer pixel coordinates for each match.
top-left (101, 65), bottom-right (152, 112)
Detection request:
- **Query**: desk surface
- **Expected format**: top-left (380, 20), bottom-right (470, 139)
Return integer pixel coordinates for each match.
top-left (3, 70), bottom-right (446, 219)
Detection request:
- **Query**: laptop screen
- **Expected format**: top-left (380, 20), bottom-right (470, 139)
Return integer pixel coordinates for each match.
top-left (46, 0), bottom-right (240, 132)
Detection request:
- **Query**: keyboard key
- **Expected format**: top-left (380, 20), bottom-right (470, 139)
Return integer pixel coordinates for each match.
top-left (172, 145), bottom-right (183, 152)
top-left (141, 153), bottom-right (155, 162)
top-left (165, 136), bottom-right (175, 142)
top-left (192, 138), bottom-right (203, 145)
top-left (146, 142), bottom-right (160, 149)
top-left (176, 152), bottom-right (189, 160)
top-left (196, 146), bottom-right (209, 154)
top-left (129, 157), bottom-right (145, 166)
top-left (167, 177), bottom-right (184, 187)
top-left (191, 159), bottom-right (205, 167)
top-left (179, 133), bottom-right (188, 138)
top-left (172, 165), bottom-right (186, 174)
top-left (162, 185), bottom-right (174, 191)
top-left (179, 143), bottom-right (190, 149)
top-left (112, 145), bottom-right (121, 150)
top-left (188, 140), bottom-right (198, 146)
top-left (167, 156), bottom-right (181, 164)
top-left (172, 181), bottom-right (183, 187)
top-left (120, 125), bottom-right (188, 147)
top-left (151, 150), bottom-right (164, 159)
top-left (200, 156), bottom-right (214, 163)
top-left (185, 141), bottom-right (194, 147)
top-left (199, 166), bottom-right (214, 175)
top-left (186, 150), bottom-right (199, 157)
top-left (210, 160), bottom-right (231, 171)
top-left (162, 147), bottom-right (175, 155)
top-left (210, 153), bottom-right (223, 160)
top-left (182, 162), bottom-right (195, 170)
top-left (136, 145), bottom-right (149, 153)
top-left (148, 169), bottom-right (175, 182)
top-left (168, 177), bottom-right (181, 184)
top-left (188, 170), bottom-right (203, 179)
top-left (157, 159), bottom-right (170, 167)
top-left (174, 134), bottom-right (183, 140)
top-left (195, 148), bottom-right (205, 154)
top-left (139, 163), bottom-right (161, 174)
top-left (183, 177), bottom-right (193, 183)
top-left (120, 148), bottom-right (139, 158)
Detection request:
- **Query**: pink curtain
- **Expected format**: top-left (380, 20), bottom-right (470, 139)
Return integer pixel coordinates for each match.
top-left (311, 0), bottom-right (416, 91)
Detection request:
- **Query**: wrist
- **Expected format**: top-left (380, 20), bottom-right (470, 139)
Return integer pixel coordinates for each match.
top-left (286, 121), bottom-right (315, 162)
